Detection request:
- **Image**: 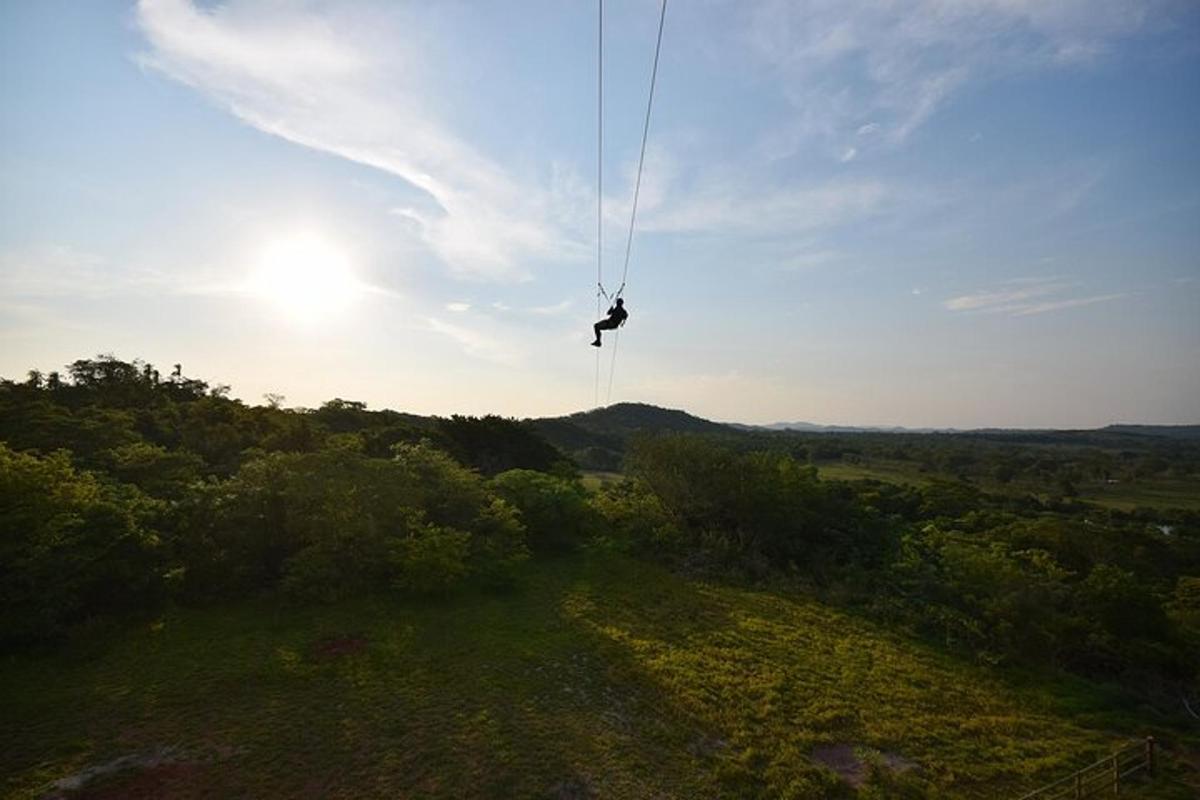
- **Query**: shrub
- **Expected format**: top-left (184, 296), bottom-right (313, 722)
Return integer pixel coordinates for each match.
top-left (0, 444), bottom-right (163, 644)
top-left (626, 435), bottom-right (889, 571)
top-left (467, 497), bottom-right (528, 588)
top-left (589, 479), bottom-right (681, 554)
top-left (435, 415), bottom-right (574, 477)
top-left (491, 469), bottom-right (597, 554)
top-left (97, 441), bottom-right (204, 499)
top-left (174, 445), bottom-right (528, 601)
top-left (386, 523), bottom-right (473, 595)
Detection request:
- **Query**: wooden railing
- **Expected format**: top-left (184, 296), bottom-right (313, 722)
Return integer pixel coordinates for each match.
top-left (1016, 737), bottom-right (1156, 799)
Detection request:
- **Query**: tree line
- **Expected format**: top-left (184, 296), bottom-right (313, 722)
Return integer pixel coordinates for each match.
top-left (1, 356), bottom-right (1197, 713)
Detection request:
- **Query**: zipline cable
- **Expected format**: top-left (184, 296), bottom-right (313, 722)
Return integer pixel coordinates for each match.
top-left (594, 0), bottom-right (604, 408)
top-left (615, 0), bottom-right (667, 299)
top-left (605, 0), bottom-right (667, 405)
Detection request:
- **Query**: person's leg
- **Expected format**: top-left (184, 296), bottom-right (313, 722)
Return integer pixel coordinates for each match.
top-left (592, 322), bottom-right (602, 346)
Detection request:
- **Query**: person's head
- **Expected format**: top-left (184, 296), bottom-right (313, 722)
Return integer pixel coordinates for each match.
top-left (615, 298), bottom-right (624, 306)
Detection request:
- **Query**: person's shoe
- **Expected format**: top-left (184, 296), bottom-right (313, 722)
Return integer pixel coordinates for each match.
top-left (590, 340), bottom-right (601, 347)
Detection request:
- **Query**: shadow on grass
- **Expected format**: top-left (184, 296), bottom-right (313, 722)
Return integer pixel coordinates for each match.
top-left (550, 554), bottom-right (1199, 799)
top-left (4, 552), bottom-right (1195, 799)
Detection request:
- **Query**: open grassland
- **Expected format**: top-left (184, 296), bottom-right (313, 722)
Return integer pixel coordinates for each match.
top-left (580, 470), bottom-right (624, 492)
top-left (2, 554), bottom-right (1191, 799)
top-left (1073, 478), bottom-right (1200, 512)
top-left (815, 461), bottom-right (934, 488)
top-left (817, 460), bottom-right (1200, 511)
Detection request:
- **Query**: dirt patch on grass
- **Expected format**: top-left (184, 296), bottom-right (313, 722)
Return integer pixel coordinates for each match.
top-left (45, 748), bottom-right (182, 799)
top-left (811, 743), bottom-right (916, 788)
top-left (546, 776), bottom-right (596, 799)
top-left (66, 763), bottom-right (207, 800)
top-left (687, 733), bottom-right (729, 758)
top-left (309, 633), bottom-right (368, 661)
top-left (44, 744), bottom-right (246, 800)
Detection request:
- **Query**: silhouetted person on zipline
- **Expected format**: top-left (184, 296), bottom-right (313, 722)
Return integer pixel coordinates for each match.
top-left (591, 298), bottom-right (628, 347)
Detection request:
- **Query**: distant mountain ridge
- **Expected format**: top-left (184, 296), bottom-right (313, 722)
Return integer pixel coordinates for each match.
top-left (524, 403), bottom-right (1200, 470)
top-left (561, 402), bottom-right (730, 434)
top-left (732, 420), bottom-right (1200, 437)
top-left (1102, 424), bottom-right (1200, 440)
top-left (736, 421), bottom-right (957, 434)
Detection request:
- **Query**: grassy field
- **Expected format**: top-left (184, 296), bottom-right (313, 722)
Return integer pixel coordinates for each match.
top-left (1072, 478), bottom-right (1200, 512)
top-left (814, 461), bottom-right (935, 488)
top-left (580, 470), bottom-right (624, 491)
top-left (2, 553), bottom-right (1193, 799)
top-left (817, 461), bottom-right (1200, 511)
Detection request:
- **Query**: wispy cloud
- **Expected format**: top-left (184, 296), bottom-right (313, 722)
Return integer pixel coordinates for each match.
top-left (1010, 293), bottom-right (1126, 316)
top-left (425, 316), bottom-right (522, 366)
top-left (944, 281), bottom-right (1064, 311)
top-left (944, 279), bottom-right (1125, 316)
top-left (777, 247), bottom-right (843, 272)
top-left (134, 0), bottom-right (586, 281)
top-left (0, 245), bottom-right (174, 298)
top-left (528, 299), bottom-right (574, 316)
top-left (639, 171), bottom-right (889, 235)
top-left (738, 0), bottom-right (1171, 159)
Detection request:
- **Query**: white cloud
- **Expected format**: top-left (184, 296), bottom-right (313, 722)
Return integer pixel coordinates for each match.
top-left (135, 0), bottom-right (587, 281)
top-left (445, 302), bottom-right (471, 313)
top-left (528, 299), bottom-right (574, 316)
top-left (0, 244), bottom-right (175, 298)
top-left (739, 0), bottom-right (1170, 157)
top-left (777, 248), bottom-right (843, 272)
top-left (1010, 293), bottom-right (1126, 316)
top-left (641, 173), bottom-right (888, 235)
top-left (944, 280), bottom-right (1125, 316)
top-left (944, 282), bottom-right (1063, 311)
top-left (425, 316), bottom-right (522, 366)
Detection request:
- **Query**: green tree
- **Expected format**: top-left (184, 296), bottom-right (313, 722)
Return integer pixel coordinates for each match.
top-left (627, 435), bottom-right (888, 571)
top-left (492, 470), bottom-right (596, 554)
top-left (174, 446), bottom-right (528, 601)
top-left (0, 444), bottom-right (163, 644)
top-left (435, 415), bottom-right (574, 477)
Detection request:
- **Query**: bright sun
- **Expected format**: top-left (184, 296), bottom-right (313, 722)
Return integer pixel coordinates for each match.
top-left (248, 232), bottom-right (360, 320)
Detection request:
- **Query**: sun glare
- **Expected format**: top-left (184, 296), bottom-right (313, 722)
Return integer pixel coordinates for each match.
top-left (249, 232), bottom-right (360, 321)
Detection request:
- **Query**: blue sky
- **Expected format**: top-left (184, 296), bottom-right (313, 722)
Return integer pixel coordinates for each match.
top-left (1, 0), bottom-right (1197, 427)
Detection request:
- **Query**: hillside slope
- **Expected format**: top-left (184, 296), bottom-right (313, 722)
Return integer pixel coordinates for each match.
top-left (531, 402), bottom-right (734, 469)
top-left (2, 554), bottom-right (1186, 799)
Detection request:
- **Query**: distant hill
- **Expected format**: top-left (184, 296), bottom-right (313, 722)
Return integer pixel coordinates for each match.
top-left (741, 420), bottom-right (1200, 439)
top-left (1103, 424), bottom-right (1200, 440)
top-left (565, 402), bottom-right (731, 436)
top-left (528, 404), bottom-right (1200, 470)
top-left (738, 421), bottom-right (955, 434)
top-left (529, 402), bottom-right (732, 470)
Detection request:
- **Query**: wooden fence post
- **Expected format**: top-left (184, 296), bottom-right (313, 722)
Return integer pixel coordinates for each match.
top-left (1074, 773), bottom-right (1082, 798)
top-left (1145, 736), bottom-right (1156, 775)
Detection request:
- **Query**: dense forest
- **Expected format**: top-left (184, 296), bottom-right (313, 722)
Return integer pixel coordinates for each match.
top-left (2, 355), bottom-right (1198, 797)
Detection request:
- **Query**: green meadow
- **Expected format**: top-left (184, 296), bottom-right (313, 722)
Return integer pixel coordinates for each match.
top-left (816, 460), bottom-right (1200, 512)
top-left (2, 553), bottom-right (1189, 799)
top-left (3, 366), bottom-right (1197, 798)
